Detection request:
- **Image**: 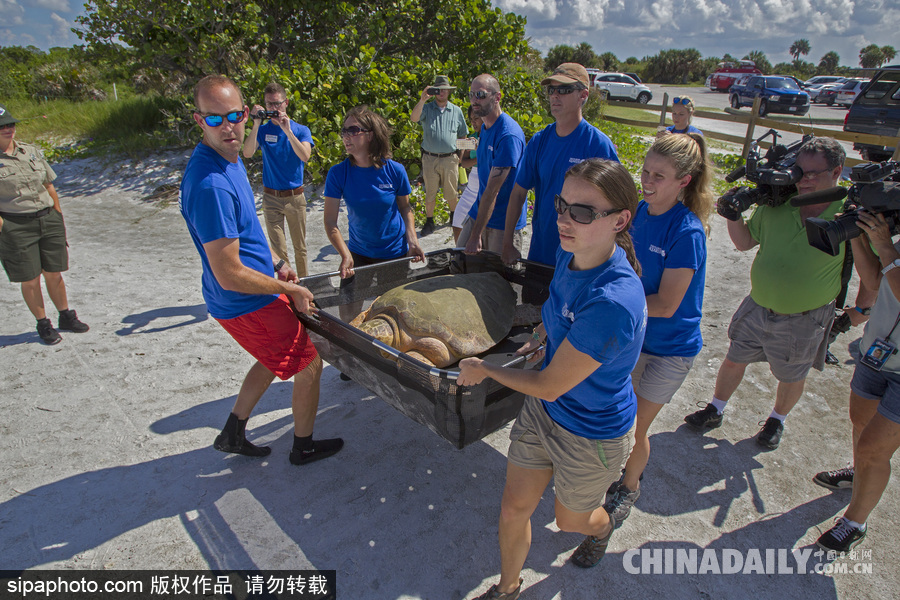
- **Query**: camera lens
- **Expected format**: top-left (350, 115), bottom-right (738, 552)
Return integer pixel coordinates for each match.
top-left (805, 213), bottom-right (861, 256)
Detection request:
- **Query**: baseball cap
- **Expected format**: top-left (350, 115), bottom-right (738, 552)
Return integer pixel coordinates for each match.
top-left (0, 104), bottom-right (20, 127)
top-left (541, 63), bottom-right (589, 88)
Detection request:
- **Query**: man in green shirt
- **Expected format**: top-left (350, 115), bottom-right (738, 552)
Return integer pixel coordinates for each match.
top-left (410, 76), bottom-right (468, 237)
top-left (685, 137), bottom-right (847, 449)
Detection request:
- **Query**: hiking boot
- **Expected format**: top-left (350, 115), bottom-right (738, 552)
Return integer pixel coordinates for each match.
top-left (813, 466), bottom-right (854, 490)
top-left (684, 403), bottom-right (723, 430)
top-left (37, 318), bottom-right (62, 345)
top-left (420, 218), bottom-right (435, 237)
top-left (603, 481), bottom-right (640, 526)
top-left (570, 516), bottom-right (616, 568)
top-left (471, 578), bottom-right (522, 600)
top-left (756, 417), bottom-right (784, 449)
top-left (58, 309), bottom-right (89, 333)
top-left (817, 517), bottom-right (866, 553)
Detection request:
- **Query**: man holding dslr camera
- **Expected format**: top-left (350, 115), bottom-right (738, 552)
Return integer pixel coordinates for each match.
top-left (410, 76), bottom-right (469, 237)
top-left (685, 137), bottom-right (848, 449)
top-left (242, 82), bottom-right (314, 277)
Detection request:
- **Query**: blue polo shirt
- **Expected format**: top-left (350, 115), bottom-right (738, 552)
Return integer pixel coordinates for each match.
top-left (256, 120), bottom-right (314, 190)
top-left (467, 113), bottom-right (527, 231)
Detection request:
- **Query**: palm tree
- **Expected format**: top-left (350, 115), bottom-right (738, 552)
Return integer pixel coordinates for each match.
top-left (744, 50), bottom-right (772, 74)
top-left (882, 46), bottom-right (897, 63)
top-left (859, 44), bottom-right (885, 68)
top-left (818, 51), bottom-right (840, 73)
top-left (790, 39), bottom-right (811, 61)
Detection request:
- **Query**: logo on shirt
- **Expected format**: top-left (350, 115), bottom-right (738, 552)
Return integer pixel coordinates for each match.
top-left (264, 134), bottom-right (279, 143)
top-left (569, 157), bottom-right (585, 165)
top-left (648, 244), bottom-right (666, 257)
top-left (377, 184), bottom-right (394, 191)
top-left (561, 303), bottom-right (576, 323)
top-left (488, 145), bottom-right (494, 152)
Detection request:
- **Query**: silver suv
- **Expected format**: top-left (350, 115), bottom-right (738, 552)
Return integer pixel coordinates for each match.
top-left (593, 73), bottom-right (653, 104)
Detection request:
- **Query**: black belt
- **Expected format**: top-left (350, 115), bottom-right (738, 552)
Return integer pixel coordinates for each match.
top-left (422, 149), bottom-right (456, 158)
top-left (263, 186), bottom-right (304, 198)
top-left (0, 207), bottom-right (53, 219)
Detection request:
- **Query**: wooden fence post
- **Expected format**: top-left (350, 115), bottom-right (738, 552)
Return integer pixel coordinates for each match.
top-left (741, 97), bottom-right (762, 158)
top-left (659, 93), bottom-right (669, 129)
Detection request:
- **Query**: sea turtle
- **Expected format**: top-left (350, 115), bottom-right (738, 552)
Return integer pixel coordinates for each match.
top-left (349, 272), bottom-right (518, 368)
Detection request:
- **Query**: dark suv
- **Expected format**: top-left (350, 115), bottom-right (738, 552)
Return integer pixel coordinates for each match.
top-left (729, 76), bottom-right (810, 116)
top-left (844, 66), bottom-right (900, 162)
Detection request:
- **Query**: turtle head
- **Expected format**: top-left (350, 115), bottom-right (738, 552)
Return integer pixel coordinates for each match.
top-left (357, 315), bottom-right (399, 348)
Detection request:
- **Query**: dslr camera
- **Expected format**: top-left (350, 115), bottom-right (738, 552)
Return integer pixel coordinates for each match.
top-left (716, 130), bottom-right (811, 221)
top-left (254, 109), bottom-right (280, 120)
top-left (805, 161), bottom-right (900, 256)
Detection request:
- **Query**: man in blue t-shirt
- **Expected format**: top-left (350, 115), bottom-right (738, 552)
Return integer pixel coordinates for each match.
top-left (242, 82), bottom-right (314, 277)
top-left (181, 75), bottom-right (342, 466)
top-left (458, 74), bottom-right (527, 255)
top-left (503, 63), bottom-right (620, 267)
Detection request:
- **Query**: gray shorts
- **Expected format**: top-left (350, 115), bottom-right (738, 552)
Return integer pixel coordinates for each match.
top-left (507, 395), bottom-right (634, 513)
top-left (456, 215), bottom-right (524, 255)
top-left (850, 362), bottom-right (900, 425)
top-left (0, 209), bottom-right (69, 282)
top-left (725, 296), bottom-right (834, 383)
top-left (632, 353), bottom-right (696, 404)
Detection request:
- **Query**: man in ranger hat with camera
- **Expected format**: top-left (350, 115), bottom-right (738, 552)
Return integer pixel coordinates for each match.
top-left (684, 136), bottom-right (849, 449)
top-left (410, 75), bottom-right (469, 237)
top-left (242, 81), bottom-right (314, 277)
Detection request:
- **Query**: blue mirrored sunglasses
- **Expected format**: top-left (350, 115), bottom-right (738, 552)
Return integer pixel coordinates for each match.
top-left (673, 97), bottom-right (692, 105)
top-left (198, 110), bottom-right (246, 127)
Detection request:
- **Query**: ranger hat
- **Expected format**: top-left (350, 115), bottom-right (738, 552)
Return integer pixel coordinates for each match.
top-left (431, 75), bottom-right (456, 90)
top-left (541, 63), bottom-right (590, 88)
top-left (0, 104), bottom-right (20, 127)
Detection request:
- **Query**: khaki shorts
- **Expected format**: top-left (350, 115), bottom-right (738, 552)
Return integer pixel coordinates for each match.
top-left (456, 215), bottom-right (524, 254)
top-left (508, 395), bottom-right (635, 513)
top-left (632, 353), bottom-right (696, 405)
top-left (725, 295), bottom-right (834, 383)
top-left (0, 209), bottom-right (68, 282)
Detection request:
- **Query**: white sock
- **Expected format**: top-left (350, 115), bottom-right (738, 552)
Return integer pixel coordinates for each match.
top-left (844, 517), bottom-right (866, 531)
top-left (769, 410), bottom-right (787, 422)
top-left (711, 398), bottom-right (727, 414)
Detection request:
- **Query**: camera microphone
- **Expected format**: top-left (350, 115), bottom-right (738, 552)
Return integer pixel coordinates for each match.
top-left (725, 165), bottom-right (746, 183)
top-left (790, 186), bottom-right (848, 207)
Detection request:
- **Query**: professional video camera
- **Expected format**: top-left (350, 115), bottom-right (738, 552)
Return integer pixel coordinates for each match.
top-left (253, 109), bottom-right (280, 120)
top-left (716, 130), bottom-right (812, 221)
top-left (802, 161), bottom-right (900, 255)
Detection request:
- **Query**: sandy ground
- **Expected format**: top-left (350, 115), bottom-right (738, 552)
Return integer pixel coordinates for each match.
top-left (0, 148), bottom-right (897, 599)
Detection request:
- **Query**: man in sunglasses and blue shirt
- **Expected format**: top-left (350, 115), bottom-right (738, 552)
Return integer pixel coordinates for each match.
top-left (180, 75), bottom-right (342, 466)
top-left (501, 63), bottom-right (619, 267)
top-left (458, 74), bottom-right (527, 256)
top-left (242, 82), bottom-right (314, 277)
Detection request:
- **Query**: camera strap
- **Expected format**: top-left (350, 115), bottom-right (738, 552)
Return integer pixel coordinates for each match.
top-left (835, 240), bottom-right (854, 310)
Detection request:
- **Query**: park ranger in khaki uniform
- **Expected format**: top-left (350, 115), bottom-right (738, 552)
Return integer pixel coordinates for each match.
top-left (0, 104), bottom-right (89, 345)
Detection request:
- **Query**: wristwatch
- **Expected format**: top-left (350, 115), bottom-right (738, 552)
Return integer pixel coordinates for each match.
top-left (881, 258), bottom-right (900, 276)
top-left (274, 259), bottom-right (286, 272)
top-left (854, 306), bottom-right (872, 316)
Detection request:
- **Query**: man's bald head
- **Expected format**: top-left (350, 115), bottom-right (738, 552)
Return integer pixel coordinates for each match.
top-left (193, 75), bottom-right (244, 111)
top-left (472, 74), bottom-right (500, 94)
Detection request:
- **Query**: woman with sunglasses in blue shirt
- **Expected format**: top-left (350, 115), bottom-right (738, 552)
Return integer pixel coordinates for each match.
top-left (323, 105), bottom-right (425, 322)
top-left (459, 158), bottom-right (646, 598)
top-left (602, 132), bottom-right (714, 526)
top-left (660, 96), bottom-right (703, 137)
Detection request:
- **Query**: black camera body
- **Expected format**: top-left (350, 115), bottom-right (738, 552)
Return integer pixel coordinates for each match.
top-left (805, 161), bottom-right (900, 255)
top-left (716, 130), bottom-right (811, 221)
top-left (427, 87), bottom-right (441, 95)
top-left (254, 109), bottom-right (280, 120)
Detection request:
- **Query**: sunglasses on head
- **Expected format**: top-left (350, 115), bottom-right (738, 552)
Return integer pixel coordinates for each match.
top-left (554, 194), bottom-right (623, 225)
top-left (341, 126), bottom-right (370, 137)
top-left (198, 109), bottom-right (246, 127)
top-left (546, 85), bottom-right (579, 96)
top-left (468, 90), bottom-right (494, 100)
top-left (673, 97), bottom-right (692, 105)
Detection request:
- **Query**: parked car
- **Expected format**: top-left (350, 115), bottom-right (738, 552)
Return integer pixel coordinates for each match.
top-left (729, 76), bottom-right (810, 116)
top-left (593, 73), bottom-right (653, 103)
top-left (809, 79), bottom-right (847, 104)
top-left (708, 60), bottom-right (762, 92)
top-left (804, 75), bottom-right (845, 87)
top-left (844, 66), bottom-right (900, 162)
top-left (624, 72), bottom-right (642, 83)
top-left (835, 78), bottom-right (870, 107)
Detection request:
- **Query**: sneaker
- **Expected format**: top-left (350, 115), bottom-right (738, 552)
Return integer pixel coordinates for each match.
top-left (570, 515), bottom-right (616, 568)
top-left (684, 403), bottom-right (723, 430)
top-left (756, 417), bottom-right (784, 449)
top-left (813, 466), bottom-right (854, 490)
top-left (471, 578), bottom-right (522, 600)
top-left (36, 318), bottom-right (62, 345)
top-left (420, 218), bottom-right (435, 237)
top-left (289, 438), bottom-right (344, 465)
top-left (603, 481), bottom-right (640, 526)
top-left (817, 517), bottom-right (866, 553)
top-left (58, 309), bottom-right (89, 333)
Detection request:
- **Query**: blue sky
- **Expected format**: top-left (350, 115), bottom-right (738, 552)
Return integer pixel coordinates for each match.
top-left (3, 0), bottom-right (898, 69)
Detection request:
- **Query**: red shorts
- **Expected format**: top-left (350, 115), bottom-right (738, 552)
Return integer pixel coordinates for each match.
top-left (216, 295), bottom-right (318, 380)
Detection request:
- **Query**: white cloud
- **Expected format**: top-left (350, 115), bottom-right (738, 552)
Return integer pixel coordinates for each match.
top-left (0, 0), bottom-right (24, 24)
top-left (33, 0), bottom-right (71, 12)
top-left (50, 12), bottom-right (69, 38)
top-left (495, 0), bottom-right (560, 21)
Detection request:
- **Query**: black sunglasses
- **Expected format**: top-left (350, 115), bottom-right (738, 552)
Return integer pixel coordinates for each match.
top-left (546, 85), bottom-right (580, 96)
top-left (468, 90), bottom-right (494, 100)
top-left (341, 126), bottom-right (370, 137)
top-left (198, 110), bottom-right (246, 127)
top-left (554, 194), bottom-right (623, 224)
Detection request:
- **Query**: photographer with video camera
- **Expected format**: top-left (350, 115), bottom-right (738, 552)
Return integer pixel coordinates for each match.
top-left (811, 164), bottom-right (900, 552)
top-left (685, 137), bottom-right (847, 449)
top-left (242, 82), bottom-right (314, 277)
